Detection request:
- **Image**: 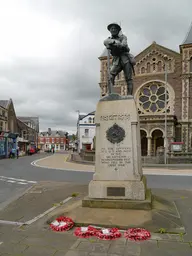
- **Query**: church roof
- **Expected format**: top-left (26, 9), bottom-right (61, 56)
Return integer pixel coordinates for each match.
top-left (99, 48), bottom-right (108, 58)
top-left (99, 41), bottom-right (180, 59)
top-left (182, 22), bottom-right (192, 45)
top-left (0, 100), bottom-right (9, 108)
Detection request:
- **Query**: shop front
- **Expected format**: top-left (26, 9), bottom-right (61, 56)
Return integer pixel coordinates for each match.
top-left (0, 133), bottom-right (7, 159)
top-left (7, 133), bottom-right (19, 157)
top-left (0, 131), bottom-right (9, 159)
top-left (17, 137), bottom-right (29, 156)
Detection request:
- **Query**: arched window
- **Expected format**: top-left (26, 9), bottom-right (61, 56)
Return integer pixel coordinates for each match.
top-left (157, 61), bottom-right (162, 72)
top-left (152, 63), bottom-right (156, 71)
top-left (147, 63), bottom-right (150, 73)
top-left (190, 57), bottom-right (192, 73)
top-left (88, 117), bottom-right (92, 123)
top-left (141, 67), bottom-right (145, 74)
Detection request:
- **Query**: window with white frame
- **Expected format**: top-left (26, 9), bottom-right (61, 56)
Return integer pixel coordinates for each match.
top-left (22, 130), bottom-right (27, 139)
top-left (84, 129), bottom-right (89, 137)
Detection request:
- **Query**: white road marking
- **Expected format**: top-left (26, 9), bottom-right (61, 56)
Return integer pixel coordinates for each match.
top-left (0, 220), bottom-right (24, 225)
top-left (27, 181), bottom-right (37, 184)
top-left (0, 176), bottom-right (37, 185)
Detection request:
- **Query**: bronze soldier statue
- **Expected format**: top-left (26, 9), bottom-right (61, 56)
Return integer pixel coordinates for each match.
top-left (104, 23), bottom-right (135, 95)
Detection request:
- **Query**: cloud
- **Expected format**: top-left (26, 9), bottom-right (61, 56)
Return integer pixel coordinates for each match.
top-left (0, 0), bottom-right (191, 133)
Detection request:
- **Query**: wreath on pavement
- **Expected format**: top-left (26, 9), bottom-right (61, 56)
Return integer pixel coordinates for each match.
top-left (96, 228), bottom-right (121, 240)
top-left (124, 228), bottom-right (151, 241)
top-left (50, 216), bottom-right (74, 232)
top-left (74, 226), bottom-right (98, 238)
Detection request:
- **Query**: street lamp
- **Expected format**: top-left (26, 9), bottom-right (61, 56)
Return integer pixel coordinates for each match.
top-left (164, 55), bottom-right (168, 165)
top-left (76, 110), bottom-right (80, 153)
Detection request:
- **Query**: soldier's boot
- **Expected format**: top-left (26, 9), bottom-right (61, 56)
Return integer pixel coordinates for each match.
top-left (127, 80), bottom-right (133, 95)
top-left (109, 75), bottom-right (115, 93)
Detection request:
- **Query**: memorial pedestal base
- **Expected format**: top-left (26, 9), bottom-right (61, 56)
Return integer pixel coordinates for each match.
top-left (82, 189), bottom-right (152, 210)
top-left (88, 176), bottom-right (147, 201)
top-left (83, 96), bottom-right (151, 211)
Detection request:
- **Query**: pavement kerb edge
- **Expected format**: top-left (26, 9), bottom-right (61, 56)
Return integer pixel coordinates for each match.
top-left (31, 156), bottom-right (94, 173)
top-left (30, 154), bottom-right (192, 176)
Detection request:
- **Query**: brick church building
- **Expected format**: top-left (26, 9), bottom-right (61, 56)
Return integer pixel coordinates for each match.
top-left (99, 23), bottom-right (192, 157)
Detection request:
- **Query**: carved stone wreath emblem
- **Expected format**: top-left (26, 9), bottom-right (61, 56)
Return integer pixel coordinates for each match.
top-left (106, 123), bottom-right (125, 144)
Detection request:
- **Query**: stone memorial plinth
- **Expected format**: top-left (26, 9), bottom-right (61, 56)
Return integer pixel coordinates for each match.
top-left (82, 95), bottom-right (151, 209)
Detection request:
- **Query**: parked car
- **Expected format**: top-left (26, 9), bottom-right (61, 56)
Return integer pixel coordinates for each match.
top-left (29, 148), bottom-right (35, 155)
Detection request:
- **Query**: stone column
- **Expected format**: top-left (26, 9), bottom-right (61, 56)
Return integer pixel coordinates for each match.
top-left (147, 137), bottom-right (152, 156)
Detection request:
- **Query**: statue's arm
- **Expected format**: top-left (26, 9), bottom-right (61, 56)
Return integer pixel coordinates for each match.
top-left (114, 35), bottom-right (130, 52)
top-left (104, 38), bottom-right (115, 49)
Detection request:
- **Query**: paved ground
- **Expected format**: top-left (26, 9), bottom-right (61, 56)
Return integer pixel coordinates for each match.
top-left (0, 187), bottom-right (192, 255)
top-left (0, 225), bottom-right (192, 256)
top-left (1, 153), bottom-right (192, 254)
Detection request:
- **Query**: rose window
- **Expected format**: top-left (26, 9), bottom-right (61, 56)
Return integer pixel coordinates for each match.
top-left (138, 82), bottom-right (170, 114)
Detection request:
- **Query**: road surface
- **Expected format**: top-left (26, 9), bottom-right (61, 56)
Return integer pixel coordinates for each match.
top-left (0, 153), bottom-right (192, 210)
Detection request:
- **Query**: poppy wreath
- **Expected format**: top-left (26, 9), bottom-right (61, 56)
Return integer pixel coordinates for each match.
top-left (50, 216), bottom-right (74, 232)
top-left (96, 228), bottom-right (121, 240)
top-left (124, 228), bottom-right (151, 241)
top-left (74, 226), bottom-right (98, 238)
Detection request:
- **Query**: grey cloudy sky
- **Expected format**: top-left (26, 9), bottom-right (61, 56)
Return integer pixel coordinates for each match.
top-left (0, 0), bottom-right (191, 133)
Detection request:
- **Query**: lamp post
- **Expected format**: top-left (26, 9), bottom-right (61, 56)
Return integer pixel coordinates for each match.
top-left (76, 110), bottom-right (80, 153)
top-left (164, 55), bottom-right (168, 165)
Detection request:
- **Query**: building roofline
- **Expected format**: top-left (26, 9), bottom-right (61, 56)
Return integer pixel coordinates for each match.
top-left (182, 22), bottom-right (192, 45)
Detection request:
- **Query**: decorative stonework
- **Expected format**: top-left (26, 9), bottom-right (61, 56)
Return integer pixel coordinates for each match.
top-left (121, 85), bottom-right (127, 96)
top-left (135, 49), bottom-right (175, 76)
top-left (136, 81), bottom-right (175, 115)
top-left (182, 79), bottom-right (189, 120)
top-left (181, 46), bottom-right (191, 122)
top-left (106, 123), bottom-right (125, 144)
top-left (182, 126), bottom-right (188, 152)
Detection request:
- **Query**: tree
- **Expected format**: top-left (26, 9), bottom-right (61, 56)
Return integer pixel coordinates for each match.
top-left (72, 134), bottom-right (76, 141)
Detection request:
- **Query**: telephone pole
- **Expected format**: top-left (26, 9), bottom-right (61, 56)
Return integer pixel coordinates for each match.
top-left (164, 55), bottom-right (168, 165)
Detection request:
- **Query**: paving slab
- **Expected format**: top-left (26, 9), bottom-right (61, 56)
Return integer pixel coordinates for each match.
top-left (47, 193), bottom-right (184, 233)
top-left (0, 186), bottom-right (192, 255)
top-left (22, 245), bottom-right (57, 256)
top-left (0, 182), bottom-right (87, 222)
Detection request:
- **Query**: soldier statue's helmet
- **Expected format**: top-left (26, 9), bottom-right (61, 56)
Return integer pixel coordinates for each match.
top-left (107, 23), bottom-right (121, 32)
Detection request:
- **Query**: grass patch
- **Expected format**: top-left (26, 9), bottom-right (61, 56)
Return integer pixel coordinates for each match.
top-left (158, 228), bottom-right (167, 234)
top-left (71, 192), bottom-right (79, 197)
top-left (179, 232), bottom-right (184, 242)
